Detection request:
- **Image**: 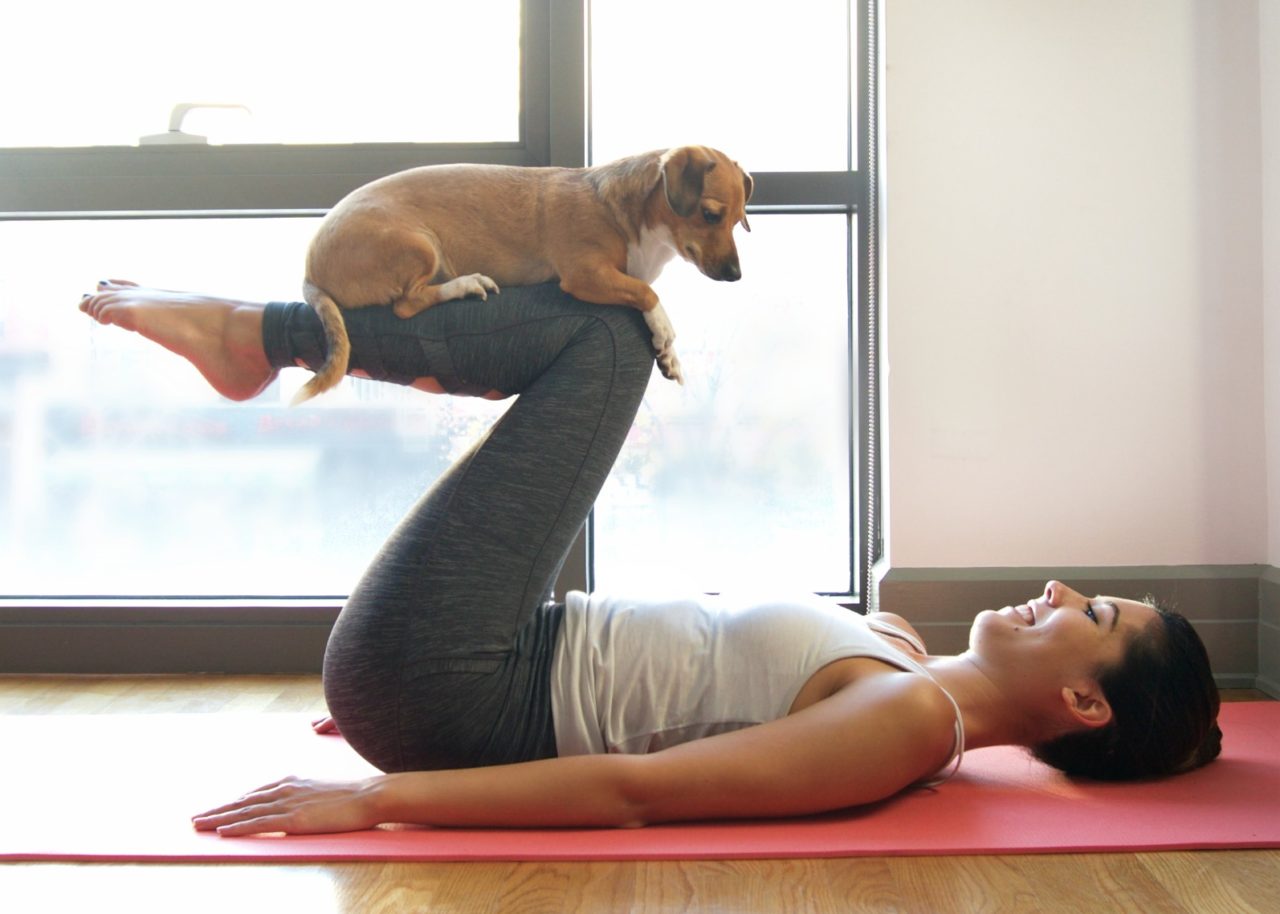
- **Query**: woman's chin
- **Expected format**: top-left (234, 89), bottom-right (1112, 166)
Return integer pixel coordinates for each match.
top-left (968, 608), bottom-right (1018, 652)
top-left (971, 608), bottom-right (1004, 631)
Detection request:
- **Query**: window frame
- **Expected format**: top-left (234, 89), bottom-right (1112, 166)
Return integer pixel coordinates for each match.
top-left (0, 0), bottom-right (880, 670)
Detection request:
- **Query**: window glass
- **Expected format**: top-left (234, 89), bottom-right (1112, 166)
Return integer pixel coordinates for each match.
top-left (589, 0), bottom-right (850, 172)
top-left (1, 0), bottom-right (520, 147)
top-left (0, 216), bottom-right (851, 597)
top-left (0, 218), bottom-right (506, 595)
top-left (591, 214), bottom-right (852, 594)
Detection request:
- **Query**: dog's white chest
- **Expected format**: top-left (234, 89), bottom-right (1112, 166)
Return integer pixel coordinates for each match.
top-left (626, 225), bottom-right (677, 284)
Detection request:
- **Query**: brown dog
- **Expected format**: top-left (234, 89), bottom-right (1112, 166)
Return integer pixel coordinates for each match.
top-left (293, 146), bottom-right (753, 403)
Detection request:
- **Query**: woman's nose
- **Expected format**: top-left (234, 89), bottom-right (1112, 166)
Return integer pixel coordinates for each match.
top-left (1043, 580), bottom-right (1083, 609)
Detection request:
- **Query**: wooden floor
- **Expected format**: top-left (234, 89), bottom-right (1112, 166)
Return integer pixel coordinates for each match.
top-left (1, 676), bottom-right (1275, 914)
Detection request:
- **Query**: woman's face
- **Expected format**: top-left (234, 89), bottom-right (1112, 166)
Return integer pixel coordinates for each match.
top-left (969, 580), bottom-right (1160, 720)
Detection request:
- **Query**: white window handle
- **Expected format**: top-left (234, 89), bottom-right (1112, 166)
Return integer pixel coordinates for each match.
top-left (139, 104), bottom-right (252, 146)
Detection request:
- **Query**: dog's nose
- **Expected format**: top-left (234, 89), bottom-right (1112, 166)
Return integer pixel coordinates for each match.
top-left (720, 262), bottom-right (742, 282)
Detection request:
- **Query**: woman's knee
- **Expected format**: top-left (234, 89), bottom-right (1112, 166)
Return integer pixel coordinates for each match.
top-left (568, 306), bottom-right (655, 380)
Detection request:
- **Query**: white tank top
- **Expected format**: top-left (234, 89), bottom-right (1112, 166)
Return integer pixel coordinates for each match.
top-left (550, 591), bottom-right (963, 783)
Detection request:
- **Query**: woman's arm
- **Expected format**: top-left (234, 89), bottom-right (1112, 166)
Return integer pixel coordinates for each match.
top-left (192, 756), bottom-right (649, 836)
top-left (618, 665), bottom-right (956, 824)
top-left (194, 668), bottom-right (956, 835)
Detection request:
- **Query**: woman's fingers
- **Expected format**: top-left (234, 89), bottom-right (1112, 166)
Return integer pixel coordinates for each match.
top-left (193, 807), bottom-right (294, 836)
top-left (311, 716), bottom-right (339, 734)
top-left (192, 777), bottom-right (299, 820)
top-left (191, 799), bottom-right (264, 823)
top-left (214, 815), bottom-right (294, 837)
top-left (192, 801), bottom-right (282, 832)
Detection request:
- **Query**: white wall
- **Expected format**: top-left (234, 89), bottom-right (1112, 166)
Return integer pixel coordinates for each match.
top-left (882, 0), bottom-right (1267, 569)
top-left (1264, 0), bottom-right (1280, 568)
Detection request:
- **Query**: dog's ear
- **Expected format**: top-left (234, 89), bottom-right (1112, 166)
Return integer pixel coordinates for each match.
top-left (740, 167), bottom-right (754, 232)
top-left (661, 147), bottom-right (716, 217)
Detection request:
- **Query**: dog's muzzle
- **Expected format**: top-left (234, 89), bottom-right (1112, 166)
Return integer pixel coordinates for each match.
top-left (718, 262), bottom-right (742, 282)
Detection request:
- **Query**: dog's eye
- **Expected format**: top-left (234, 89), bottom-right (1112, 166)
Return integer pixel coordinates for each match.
top-left (702, 208), bottom-right (723, 225)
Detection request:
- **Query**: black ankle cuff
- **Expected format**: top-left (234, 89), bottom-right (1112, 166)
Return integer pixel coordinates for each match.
top-left (262, 301), bottom-right (327, 371)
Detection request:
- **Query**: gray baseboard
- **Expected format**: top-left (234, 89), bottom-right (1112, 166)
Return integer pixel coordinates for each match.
top-left (1259, 566), bottom-right (1280, 698)
top-left (876, 564), bottom-right (1272, 692)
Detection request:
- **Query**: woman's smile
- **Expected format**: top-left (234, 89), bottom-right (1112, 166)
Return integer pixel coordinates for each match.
top-left (1010, 603), bottom-right (1036, 625)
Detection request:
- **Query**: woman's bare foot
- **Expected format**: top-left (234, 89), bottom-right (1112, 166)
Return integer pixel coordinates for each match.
top-left (79, 280), bottom-right (278, 401)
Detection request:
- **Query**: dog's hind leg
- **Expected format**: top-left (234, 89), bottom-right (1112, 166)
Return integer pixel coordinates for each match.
top-left (392, 273), bottom-right (501, 319)
top-left (384, 230), bottom-right (499, 319)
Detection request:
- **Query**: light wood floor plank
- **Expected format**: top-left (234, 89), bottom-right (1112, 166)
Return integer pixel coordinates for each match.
top-left (1137, 850), bottom-right (1280, 914)
top-left (888, 855), bottom-right (1045, 914)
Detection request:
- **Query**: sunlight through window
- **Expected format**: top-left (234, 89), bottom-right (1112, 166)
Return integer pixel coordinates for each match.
top-left (1, 0), bottom-right (520, 147)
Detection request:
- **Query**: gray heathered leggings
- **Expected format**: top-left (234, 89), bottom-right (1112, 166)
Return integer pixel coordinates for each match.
top-left (261, 284), bottom-right (654, 772)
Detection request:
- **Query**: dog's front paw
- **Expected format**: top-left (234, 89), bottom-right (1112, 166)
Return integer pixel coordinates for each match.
top-left (657, 347), bottom-right (684, 385)
top-left (644, 304), bottom-right (682, 383)
top-left (643, 303), bottom-right (676, 353)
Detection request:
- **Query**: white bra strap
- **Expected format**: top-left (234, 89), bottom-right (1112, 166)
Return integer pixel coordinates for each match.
top-left (919, 680), bottom-right (966, 787)
top-left (865, 616), bottom-right (928, 656)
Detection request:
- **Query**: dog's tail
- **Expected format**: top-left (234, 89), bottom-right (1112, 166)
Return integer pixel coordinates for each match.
top-left (292, 281), bottom-right (351, 406)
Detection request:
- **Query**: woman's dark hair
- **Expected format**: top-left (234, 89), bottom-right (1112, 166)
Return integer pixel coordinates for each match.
top-left (1032, 605), bottom-right (1221, 781)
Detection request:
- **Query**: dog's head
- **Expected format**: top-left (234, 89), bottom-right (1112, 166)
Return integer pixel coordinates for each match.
top-left (657, 146), bottom-right (753, 282)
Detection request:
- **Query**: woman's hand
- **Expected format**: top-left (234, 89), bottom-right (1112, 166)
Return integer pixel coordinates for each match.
top-left (192, 775), bottom-right (385, 837)
top-left (311, 715), bottom-right (339, 734)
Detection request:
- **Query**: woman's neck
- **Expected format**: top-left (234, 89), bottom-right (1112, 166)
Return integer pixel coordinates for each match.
top-left (917, 653), bottom-right (1041, 751)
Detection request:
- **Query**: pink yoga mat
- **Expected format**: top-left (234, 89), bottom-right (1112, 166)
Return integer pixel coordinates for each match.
top-left (4, 702), bottom-right (1277, 862)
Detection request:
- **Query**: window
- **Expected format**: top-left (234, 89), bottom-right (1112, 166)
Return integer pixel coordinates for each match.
top-left (1, 1), bottom-right (522, 148)
top-left (0, 2), bottom-right (879, 652)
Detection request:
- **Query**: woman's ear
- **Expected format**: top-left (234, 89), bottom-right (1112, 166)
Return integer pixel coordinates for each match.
top-left (1060, 684), bottom-right (1113, 729)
